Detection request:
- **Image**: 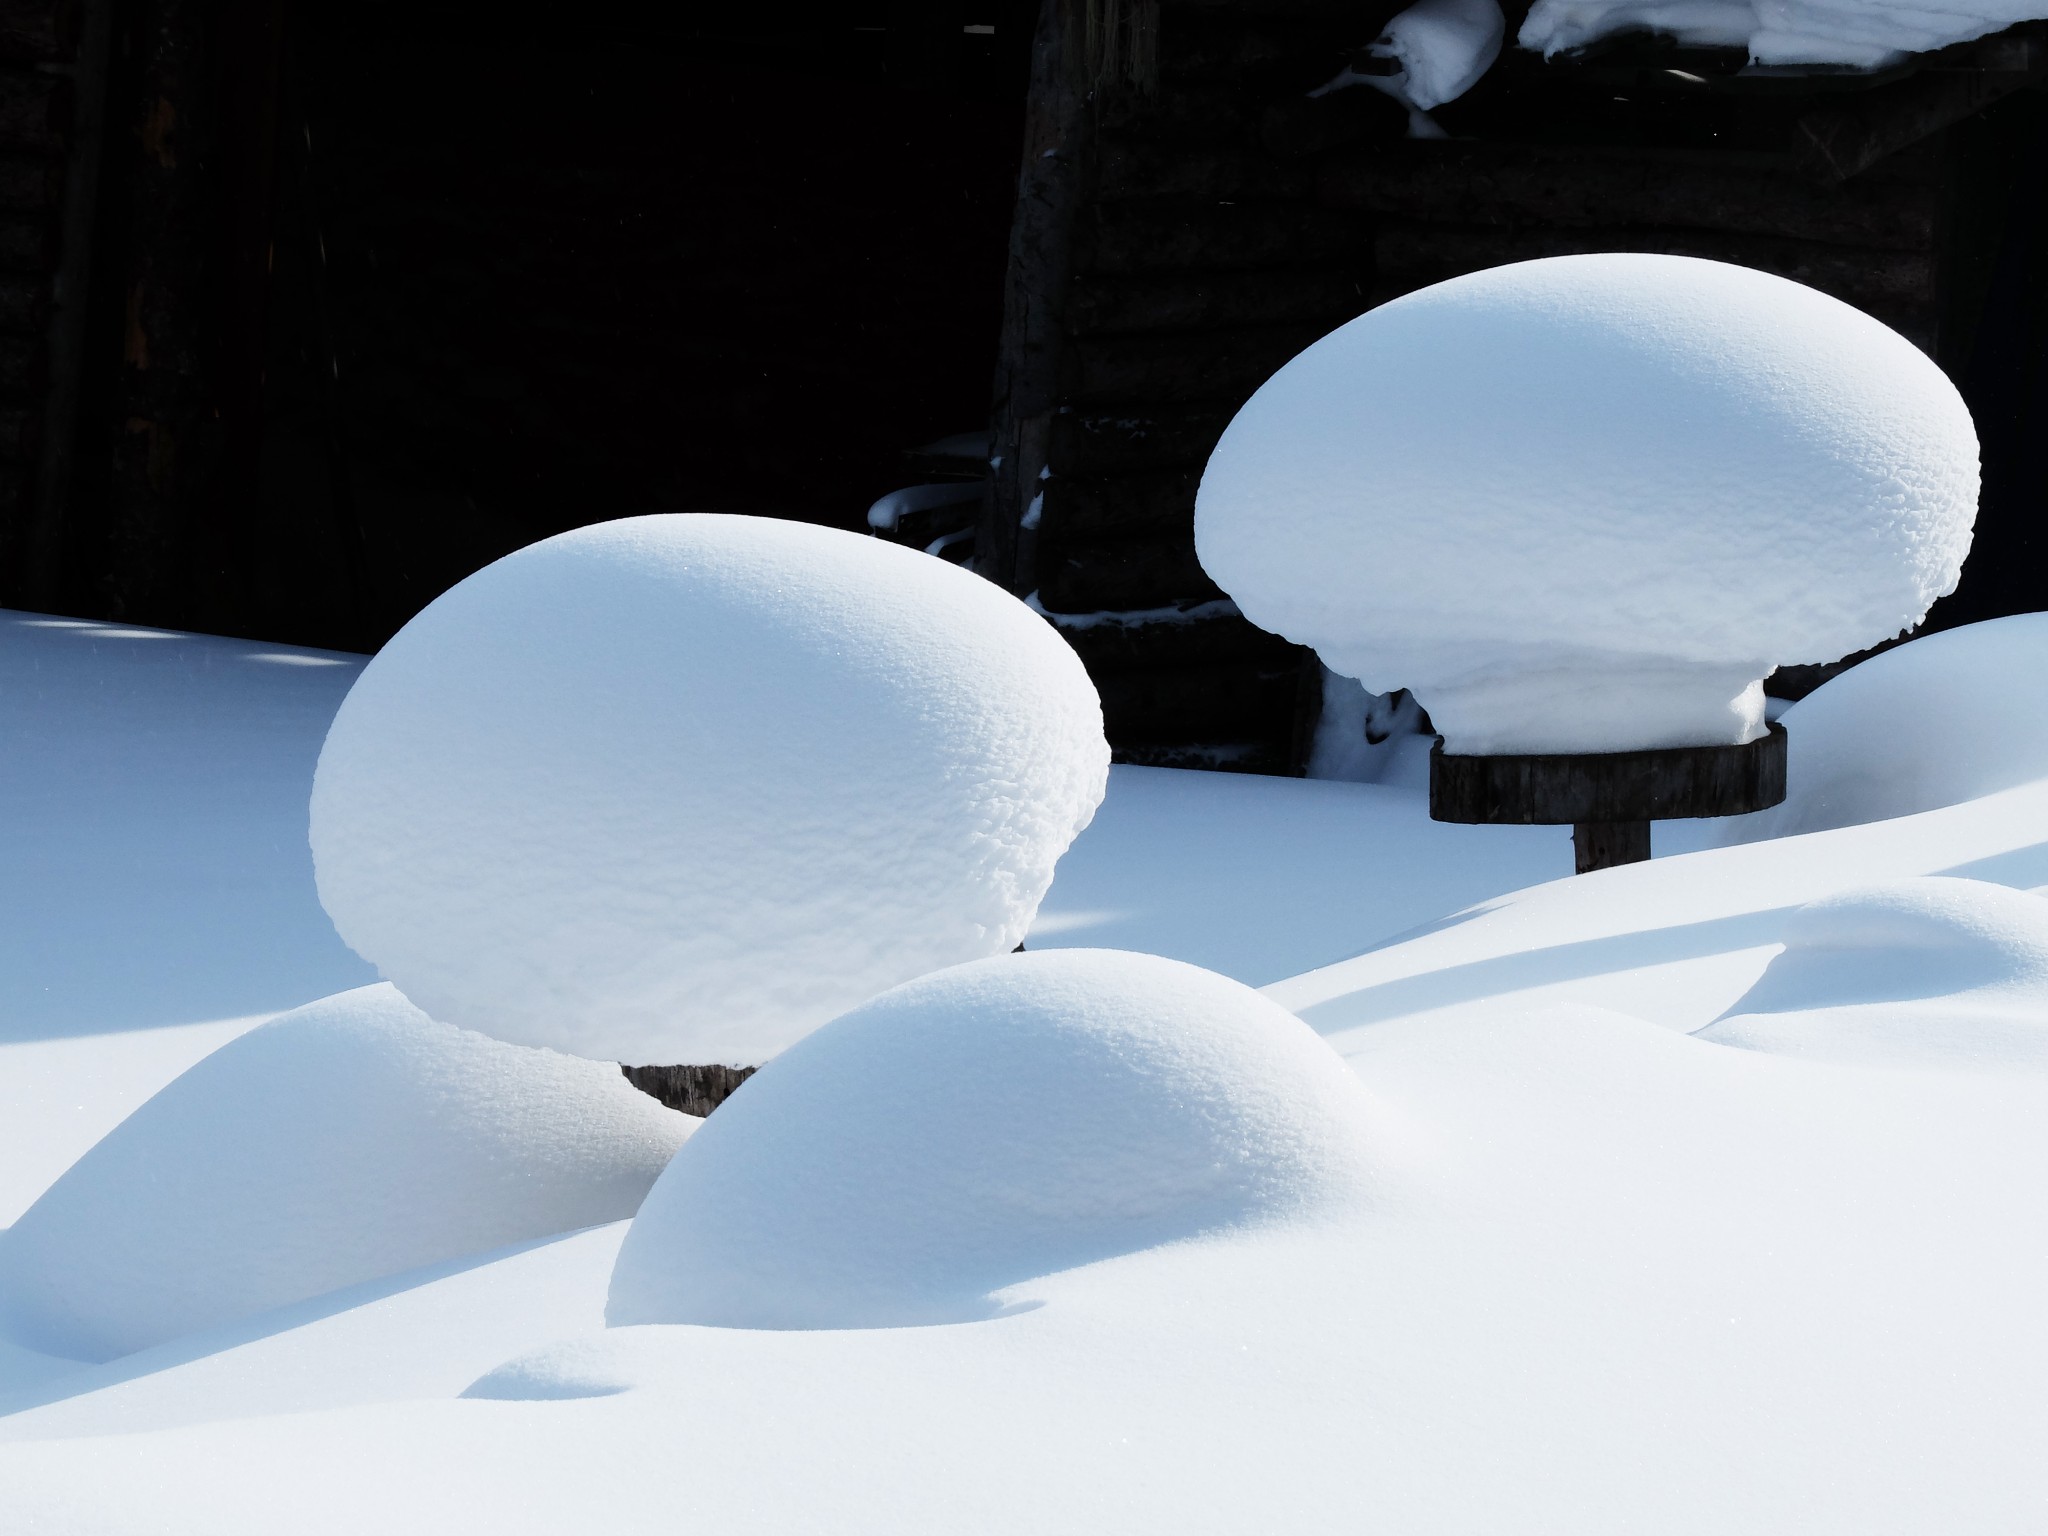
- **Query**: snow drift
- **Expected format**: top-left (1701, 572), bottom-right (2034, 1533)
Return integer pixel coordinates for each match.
top-left (310, 513), bottom-right (1109, 1066)
top-left (1717, 613), bottom-right (2048, 842)
top-left (0, 985), bottom-right (691, 1362)
top-left (1698, 878), bottom-right (2048, 1071)
top-left (606, 949), bottom-right (1380, 1330)
top-left (1194, 254), bottom-right (1978, 754)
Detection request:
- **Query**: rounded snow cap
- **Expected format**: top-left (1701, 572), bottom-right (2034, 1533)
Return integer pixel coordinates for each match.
top-left (1194, 254), bottom-right (1979, 754)
top-left (606, 948), bottom-right (1381, 1330)
top-left (310, 513), bottom-right (1108, 1065)
top-left (0, 985), bottom-right (691, 1362)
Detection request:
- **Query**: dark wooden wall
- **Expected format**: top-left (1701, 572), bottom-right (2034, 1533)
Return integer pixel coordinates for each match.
top-left (0, 0), bottom-right (1036, 650)
top-left (980, 0), bottom-right (2048, 773)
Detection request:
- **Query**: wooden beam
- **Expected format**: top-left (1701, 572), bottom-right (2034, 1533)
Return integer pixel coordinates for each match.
top-left (1793, 34), bottom-right (2048, 184)
top-left (982, 0), bottom-right (1094, 597)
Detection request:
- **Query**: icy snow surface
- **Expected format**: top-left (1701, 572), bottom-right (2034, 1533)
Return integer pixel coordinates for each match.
top-left (1519, 0), bottom-right (2045, 67)
top-left (0, 985), bottom-right (689, 1361)
top-left (1194, 254), bottom-right (1978, 753)
top-left (310, 514), bottom-right (1109, 1065)
top-left (608, 950), bottom-right (1379, 1330)
top-left (10, 610), bottom-right (2048, 1531)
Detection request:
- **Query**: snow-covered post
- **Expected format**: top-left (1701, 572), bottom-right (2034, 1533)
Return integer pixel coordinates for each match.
top-left (1194, 253), bottom-right (1979, 872)
top-left (307, 513), bottom-right (1110, 1093)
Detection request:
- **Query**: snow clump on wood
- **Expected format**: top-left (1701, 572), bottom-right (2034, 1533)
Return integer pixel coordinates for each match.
top-left (0, 984), bottom-right (691, 1362)
top-left (309, 513), bottom-right (1109, 1066)
top-left (606, 948), bottom-right (1381, 1331)
top-left (1194, 253), bottom-right (1978, 755)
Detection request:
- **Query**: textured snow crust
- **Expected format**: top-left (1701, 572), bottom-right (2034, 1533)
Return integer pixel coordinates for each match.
top-left (1195, 254), bottom-right (1978, 753)
top-left (1717, 614), bottom-right (2048, 843)
top-left (1698, 877), bottom-right (2048, 1071)
top-left (0, 985), bottom-right (690, 1362)
top-left (606, 949), bottom-right (1380, 1330)
top-left (310, 514), bottom-right (1109, 1065)
top-left (1519, 0), bottom-right (2045, 68)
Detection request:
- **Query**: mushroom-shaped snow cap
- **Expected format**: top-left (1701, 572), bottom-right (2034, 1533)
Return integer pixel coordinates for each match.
top-left (1194, 254), bottom-right (1979, 755)
top-left (310, 513), bottom-right (1110, 1066)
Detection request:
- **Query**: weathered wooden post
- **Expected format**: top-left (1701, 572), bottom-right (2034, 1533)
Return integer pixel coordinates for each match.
top-left (1429, 724), bottom-right (1788, 874)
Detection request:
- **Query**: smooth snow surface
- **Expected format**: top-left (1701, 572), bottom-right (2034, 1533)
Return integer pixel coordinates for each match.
top-left (1699, 877), bottom-right (2048, 1071)
top-left (0, 985), bottom-right (690, 1361)
top-left (1715, 614), bottom-right (2048, 842)
top-left (311, 514), bottom-right (1108, 1065)
top-left (1195, 254), bottom-right (1978, 752)
top-left (20, 606), bottom-right (2048, 1532)
top-left (607, 949), bottom-right (1378, 1330)
top-left (1519, 0), bottom-right (2044, 67)
top-left (0, 613), bottom-right (371, 1044)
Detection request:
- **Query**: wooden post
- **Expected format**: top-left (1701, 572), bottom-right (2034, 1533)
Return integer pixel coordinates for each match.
top-left (1431, 724), bottom-right (1787, 877)
top-left (1573, 819), bottom-right (1651, 873)
top-left (981, 0), bottom-right (1092, 598)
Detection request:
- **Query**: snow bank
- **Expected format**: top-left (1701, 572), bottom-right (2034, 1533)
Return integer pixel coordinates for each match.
top-left (310, 514), bottom-right (1108, 1066)
top-left (1520, 0), bottom-right (2040, 69)
top-left (1716, 614), bottom-right (2048, 843)
top-left (0, 985), bottom-right (690, 1362)
top-left (606, 949), bottom-right (1379, 1330)
top-left (1194, 254), bottom-right (1978, 754)
top-left (1698, 878), bottom-right (2048, 1071)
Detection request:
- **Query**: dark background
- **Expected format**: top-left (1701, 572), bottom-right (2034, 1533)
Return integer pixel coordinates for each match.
top-left (40, 0), bottom-right (1039, 650)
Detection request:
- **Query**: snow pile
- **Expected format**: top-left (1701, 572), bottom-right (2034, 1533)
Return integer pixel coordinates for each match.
top-left (1358, 0), bottom-right (1506, 113)
top-left (1519, 0), bottom-right (2041, 69)
top-left (1717, 614), bottom-right (2048, 843)
top-left (1195, 254), bottom-right (1978, 754)
top-left (310, 514), bottom-right (1108, 1066)
top-left (1304, 669), bottom-right (1432, 784)
top-left (1698, 878), bottom-right (2048, 1071)
top-left (0, 985), bottom-right (690, 1362)
top-left (607, 949), bottom-right (1380, 1330)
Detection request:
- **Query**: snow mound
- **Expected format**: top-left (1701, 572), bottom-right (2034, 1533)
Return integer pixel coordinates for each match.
top-left (1717, 614), bottom-right (2048, 843)
top-left (1519, 0), bottom-right (2040, 70)
top-left (310, 513), bottom-right (1108, 1065)
top-left (0, 985), bottom-right (691, 1362)
top-left (1697, 878), bottom-right (2048, 1071)
top-left (1194, 254), bottom-right (1978, 754)
top-left (606, 949), bottom-right (1379, 1330)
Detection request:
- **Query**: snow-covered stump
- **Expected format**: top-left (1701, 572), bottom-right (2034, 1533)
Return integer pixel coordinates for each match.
top-left (1193, 253), bottom-right (1980, 876)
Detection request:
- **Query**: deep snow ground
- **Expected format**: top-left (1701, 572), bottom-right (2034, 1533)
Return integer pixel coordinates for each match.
top-left (6, 609), bottom-right (2048, 1532)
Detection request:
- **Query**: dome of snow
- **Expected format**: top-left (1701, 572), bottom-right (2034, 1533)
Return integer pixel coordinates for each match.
top-left (606, 948), bottom-right (1379, 1330)
top-left (1697, 879), bottom-right (2048, 1073)
top-left (1715, 615), bottom-right (2048, 844)
top-left (1195, 254), bottom-right (1979, 754)
top-left (309, 513), bottom-right (1108, 1066)
top-left (0, 985), bottom-right (691, 1362)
